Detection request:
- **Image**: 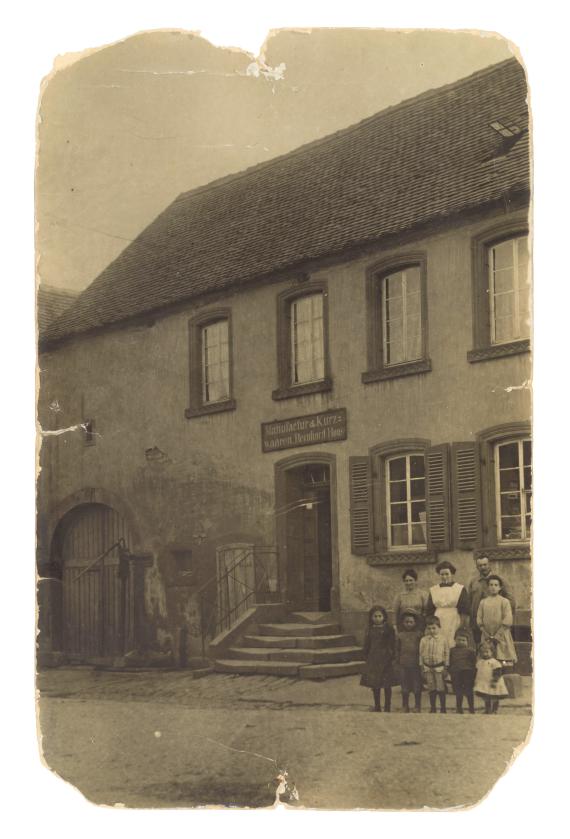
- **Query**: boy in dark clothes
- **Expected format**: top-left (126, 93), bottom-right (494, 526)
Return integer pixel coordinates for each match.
top-left (396, 608), bottom-right (423, 713)
top-left (449, 628), bottom-right (477, 714)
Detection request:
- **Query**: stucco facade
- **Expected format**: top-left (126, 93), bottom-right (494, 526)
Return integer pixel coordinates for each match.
top-left (37, 204), bottom-right (531, 662)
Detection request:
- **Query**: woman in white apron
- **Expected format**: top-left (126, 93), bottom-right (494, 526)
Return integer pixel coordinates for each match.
top-left (427, 561), bottom-right (471, 649)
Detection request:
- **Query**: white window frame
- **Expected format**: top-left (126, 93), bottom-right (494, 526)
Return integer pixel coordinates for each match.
top-left (381, 267), bottom-right (422, 366)
top-left (494, 437), bottom-right (531, 543)
top-left (489, 235), bottom-right (530, 345)
top-left (290, 293), bottom-right (325, 385)
top-left (385, 452), bottom-right (427, 550)
top-left (201, 319), bottom-right (230, 404)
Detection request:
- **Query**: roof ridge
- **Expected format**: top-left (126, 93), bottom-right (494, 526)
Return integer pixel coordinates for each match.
top-left (169, 57), bottom-right (523, 208)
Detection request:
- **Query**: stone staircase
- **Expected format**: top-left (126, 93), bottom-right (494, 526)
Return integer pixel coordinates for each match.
top-left (214, 612), bottom-right (365, 679)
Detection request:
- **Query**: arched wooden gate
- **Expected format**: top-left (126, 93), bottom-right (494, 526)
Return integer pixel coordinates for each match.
top-left (55, 503), bottom-right (133, 660)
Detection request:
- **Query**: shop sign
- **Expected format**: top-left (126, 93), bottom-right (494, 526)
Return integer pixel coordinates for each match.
top-left (261, 408), bottom-right (347, 453)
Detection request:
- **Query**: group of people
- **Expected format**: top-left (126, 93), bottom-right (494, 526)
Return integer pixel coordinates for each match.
top-left (360, 556), bottom-right (517, 715)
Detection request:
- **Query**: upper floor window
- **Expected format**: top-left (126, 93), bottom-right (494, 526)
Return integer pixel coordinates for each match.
top-left (201, 319), bottom-right (230, 403)
top-left (273, 281), bottom-right (332, 401)
top-left (489, 235), bottom-right (530, 345)
top-left (290, 293), bottom-right (325, 384)
top-left (385, 453), bottom-right (426, 549)
top-left (382, 267), bottom-right (422, 365)
top-left (186, 309), bottom-right (236, 419)
top-left (468, 220), bottom-right (531, 364)
top-left (362, 254), bottom-right (431, 384)
top-left (495, 438), bottom-right (531, 542)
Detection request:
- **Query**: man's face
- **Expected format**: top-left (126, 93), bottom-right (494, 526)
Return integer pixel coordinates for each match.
top-left (477, 557), bottom-right (490, 577)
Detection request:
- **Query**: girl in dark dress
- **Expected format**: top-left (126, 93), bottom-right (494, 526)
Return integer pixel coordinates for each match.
top-left (360, 605), bottom-right (396, 712)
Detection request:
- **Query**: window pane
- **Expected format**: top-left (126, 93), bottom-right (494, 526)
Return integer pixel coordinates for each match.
top-left (390, 503), bottom-right (408, 525)
top-left (411, 518), bottom-right (426, 545)
top-left (389, 457), bottom-right (406, 481)
top-left (523, 440), bottom-right (531, 466)
top-left (202, 320), bottom-right (230, 403)
top-left (494, 292), bottom-right (514, 318)
top-left (409, 455), bottom-right (425, 478)
top-left (291, 294), bottom-right (324, 384)
top-left (500, 517), bottom-right (523, 540)
top-left (391, 524), bottom-right (409, 546)
top-left (410, 478), bottom-right (425, 500)
top-left (411, 501), bottom-right (425, 522)
top-left (406, 315), bottom-right (422, 360)
top-left (405, 267), bottom-right (420, 295)
top-left (390, 481), bottom-right (407, 503)
top-left (498, 443), bottom-right (519, 469)
top-left (524, 467), bottom-right (532, 491)
top-left (493, 240), bottom-right (515, 271)
top-left (494, 317), bottom-right (514, 344)
top-left (384, 272), bottom-right (404, 301)
top-left (499, 468), bottom-right (520, 492)
top-left (500, 493), bottom-right (521, 517)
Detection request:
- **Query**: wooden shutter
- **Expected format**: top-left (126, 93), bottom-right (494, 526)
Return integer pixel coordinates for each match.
top-left (425, 444), bottom-right (451, 552)
top-left (451, 442), bottom-right (483, 549)
top-left (349, 456), bottom-right (373, 555)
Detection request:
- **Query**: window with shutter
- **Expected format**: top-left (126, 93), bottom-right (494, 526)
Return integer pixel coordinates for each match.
top-left (349, 456), bottom-right (372, 555)
top-left (425, 444), bottom-right (451, 551)
top-left (451, 442), bottom-right (483, 549)
top-left (474, 423), bottom-right (531, 560)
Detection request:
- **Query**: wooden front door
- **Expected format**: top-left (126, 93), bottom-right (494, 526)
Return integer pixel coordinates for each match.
top-left (285, 470), bottom-right (332, 611)
top-left (60, 504), bottom-right (132, 660)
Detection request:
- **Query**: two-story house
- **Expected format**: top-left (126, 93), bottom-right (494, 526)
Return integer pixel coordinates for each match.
top-left (37, 58), bottom-right (531, 675)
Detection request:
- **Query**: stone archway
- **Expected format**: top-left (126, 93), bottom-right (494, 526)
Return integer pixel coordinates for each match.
top-left (48, 502), bottom-right (133, 661)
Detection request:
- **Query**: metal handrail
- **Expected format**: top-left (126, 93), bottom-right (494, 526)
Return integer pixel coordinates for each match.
top-left (197, 545), bottom-right (280, 657)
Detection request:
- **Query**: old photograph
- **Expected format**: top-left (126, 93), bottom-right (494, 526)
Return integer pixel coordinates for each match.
top-left (36, 28), bottom-right (532, 810)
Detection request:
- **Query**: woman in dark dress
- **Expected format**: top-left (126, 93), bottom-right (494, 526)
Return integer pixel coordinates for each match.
top-left (360, 605), bottom-right (396, 712)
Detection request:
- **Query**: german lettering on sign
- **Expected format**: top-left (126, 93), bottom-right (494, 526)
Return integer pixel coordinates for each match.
top-left (261, 408), bottom-right (347, 453)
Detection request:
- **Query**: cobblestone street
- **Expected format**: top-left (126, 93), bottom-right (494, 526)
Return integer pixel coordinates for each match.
top-left (38, 669), bottom-right (532, 810)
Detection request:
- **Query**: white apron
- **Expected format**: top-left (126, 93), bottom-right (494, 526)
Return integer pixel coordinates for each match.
top-left (430, 582), bottom-right (464, 649)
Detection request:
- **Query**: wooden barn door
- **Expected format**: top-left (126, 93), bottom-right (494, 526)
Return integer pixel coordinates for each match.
top-left (61, 504), bottom-right (132, 661)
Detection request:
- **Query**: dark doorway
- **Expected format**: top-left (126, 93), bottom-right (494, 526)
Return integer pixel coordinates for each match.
top-left (51, 503), bottom-right (132, 661)
top-left (284, 464), bottom-right (332, 611)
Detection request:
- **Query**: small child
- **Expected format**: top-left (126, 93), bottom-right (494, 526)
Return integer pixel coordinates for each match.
top-left (419, 616), bottom-right (450, 714)
top-left (474, 642), bottom-right (509, 714)
top-left (449, 628), bottom-right (477, 714)
top-left (477, 574), bottom-right (517, 667)
top-left (396, 608), bottom-right (423, 713)
top-left (360, 605), bottom-right (396, 712)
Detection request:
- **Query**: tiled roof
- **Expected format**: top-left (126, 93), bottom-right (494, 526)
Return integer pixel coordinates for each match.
top-left (42, 58), bottom-right (529, 345)
top-left (37, 285), bottom-right (78, 334)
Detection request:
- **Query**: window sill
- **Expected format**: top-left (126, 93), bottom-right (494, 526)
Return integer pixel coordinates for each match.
top-left (271, 378), bottom-right (333, 401)
top-left (185, 398), bottom-right (237, 419)
top-left (474, 545), bottom-right (531, 561)
top-left (362, 358), bottom-right (432, 383)
top-left (467, 339), bottom-right (530, 363)
top-left (367, 551), bottom-right (436, 566)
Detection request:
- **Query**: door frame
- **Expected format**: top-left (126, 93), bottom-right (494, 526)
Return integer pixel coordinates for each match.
top-left (274, 452), bottom-right (340, 613)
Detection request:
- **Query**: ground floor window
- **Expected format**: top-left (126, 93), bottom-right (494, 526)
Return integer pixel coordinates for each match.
top-left (385, 453), bottom-right (426, 548)
top-left (495, 439), bottom-right (532, 542)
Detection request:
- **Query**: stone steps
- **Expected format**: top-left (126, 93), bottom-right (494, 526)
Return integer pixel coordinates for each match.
top-left (228, 645), bottom-right (363, 664)
top-left (213, 612), bottom-right (365, 679)
top-left (242, 633), bottom-right (356, 649)
top-left (214, 658), bottom-right (365, 679)
top-left (256, 622), bottom-right (340, 636)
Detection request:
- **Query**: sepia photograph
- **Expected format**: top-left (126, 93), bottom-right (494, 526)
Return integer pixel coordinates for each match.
top-left (35, 25), bottom-right (532, 811)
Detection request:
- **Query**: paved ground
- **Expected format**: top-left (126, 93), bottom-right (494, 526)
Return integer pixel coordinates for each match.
top-left (37, 668), bottom-right (532, 810)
